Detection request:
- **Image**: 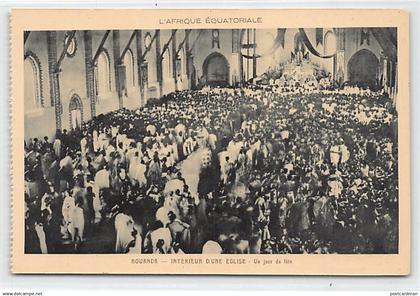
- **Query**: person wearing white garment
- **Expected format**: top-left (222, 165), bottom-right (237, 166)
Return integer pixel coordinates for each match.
top-left (94, 165), bottom-right (110, 191)
top-left (328, 170), bottom-right (343, 199)
top-left (92, 129), bottom-right (99, 152)
top-left (111, 125), bottom-right (119, 139)
top-left (339, 139), bottom-right (350, 164)
top-left (149, 223), bottom-right (173, 254)
top-left (80, 135), bottom-right (87, 157)
top-left (202, 240), bottom-right (223, 254)
top-left (62, 190), bottom-right (75, 240)
top-left (72, 197), bottom-right (85, 247)
top-left (53, 137), bottom-right (61, 158)
top-left (129, 153), bottom-right (147, 188)
top-left (114, 213), bottom-right (140, 253)
top-left (34, 218), bottom-right (48, 254)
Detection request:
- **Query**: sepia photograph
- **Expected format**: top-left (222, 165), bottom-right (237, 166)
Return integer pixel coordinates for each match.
top-left (10, 8), bottom-right (410, 275)
top-left (23, 26), bottom-right (399, 255)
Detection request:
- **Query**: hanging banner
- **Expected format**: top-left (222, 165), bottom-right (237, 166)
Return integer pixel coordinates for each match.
top-left (242, 28), bottom-right (286, 59)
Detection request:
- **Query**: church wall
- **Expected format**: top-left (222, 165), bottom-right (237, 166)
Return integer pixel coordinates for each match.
top-left (142, 29), bottom-right (158, 101)
top-left (118, 30), bottom-right (141, 110)
top-left (160, 30), bottom-right (176, 96)
top-left (57, 30), bottom-right (89, 132)
top-left (91, 30), bottom-right (119, 117)
top-left (24, 31), bottom-right (55, 140)
top-left (191, 29), bottom-right (235, 85)
top-left (25, 28), bottom-right (389, 142)
top-left (24, 31), bottom-right (51, 109)
top-left (176, 30), bottom-right (189, 91)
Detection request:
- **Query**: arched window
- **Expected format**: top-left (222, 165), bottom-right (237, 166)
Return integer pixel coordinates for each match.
top-left (24, 53), bottom-right (43, 110)
top-left (162, 49), bottom-right (172, 80)
top-left (123, 49), bottom-right (135, 88)
top-left (324, 30), bottom-right (337, 56)
top-left (95, 49), bottom-right (111, 96)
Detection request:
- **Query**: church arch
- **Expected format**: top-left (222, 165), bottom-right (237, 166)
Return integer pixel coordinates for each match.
top-left (202, 52), bottom-right (229, 87)
top-left (348, 49), bottom-right (379, 89)
top-left (123, 48), bottom-right (135, 88)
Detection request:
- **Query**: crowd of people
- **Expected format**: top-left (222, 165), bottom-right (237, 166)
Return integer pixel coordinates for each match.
top-left (24, 80), bottom-right (399, 255)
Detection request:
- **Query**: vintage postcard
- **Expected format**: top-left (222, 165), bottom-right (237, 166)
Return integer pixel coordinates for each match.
top-left (10, 9), bottom-right (410, 274)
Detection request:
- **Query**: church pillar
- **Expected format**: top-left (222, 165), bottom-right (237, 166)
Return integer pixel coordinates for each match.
top-left (46, 31), bottom-right (62, 131)
top-left (172, 29), bottom-right (178, 91)
top-left (84, 31), bottom-right (96, 118)
top-left (252, 29), bottom-right (257, 79)
top-left (334, 28), bottom-right (345, 86)
top-left (393, 61), bottom-right (398, 106)
top-left (135, 30), bottom-right (146, 106)
top-left (112, 30), bottom-right (124, 109)
top-left (231, 29), bottom-right (241, 86)
top-left (239, 29), bottom-right (245, 84)
top-left (380, 54), bottom-right (389, 91)
top-left (185, 30), bottom-right (193, 89)
top-left (155, 30), bottom-right (162, 98)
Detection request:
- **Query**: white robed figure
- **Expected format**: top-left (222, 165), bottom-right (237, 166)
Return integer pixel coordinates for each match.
top-left (35, 223), bottom-right (48, 254)
top-left (128, 156), bottom-right (147, 188)
top-left (92, 130), bottom-right (99, 152)
top-left (114, 213), bottom-right (142, 253)
top-left (339, 142), bottom-right (350, 163)
top-left (53, 138), bottom-right (61, 158)
top-left (328, 171), bottom-right (343, 199)
top-left (150, 227), bottom-right (172, 254)
top-left (62, 192), bottom-right (75, 239)
top-left (80, 136), bottom-right (87, 157)
top-left (72, 202), bottom-right (85, 242)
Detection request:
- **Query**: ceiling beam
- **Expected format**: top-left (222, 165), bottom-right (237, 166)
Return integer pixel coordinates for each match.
top-left (175, 29), bottom-right (191, 56)
top-left (187, 29), bottom-right (204, 54)
top-left (160, 29), bottom-right (177, 59)
top-left (140, 30), bottom-right (159, 61)
top-left (92, 30), bottom-right (111, 65)
top-left (119, 30), bottom-right (137, 63)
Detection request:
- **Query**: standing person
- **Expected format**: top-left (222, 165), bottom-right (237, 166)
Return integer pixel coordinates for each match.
top-left (34, 211), bottom-right (49, 254)
top-left (72, 196), bottom-right (85, 251)
top-left (53, 134), bottom-right (62, 159)
top-left (62, 190), bottom-right (75, 240)
top-left (147, 153), bottom-right (162, 186)
top-left (85, 186), bottom-right (95, 225)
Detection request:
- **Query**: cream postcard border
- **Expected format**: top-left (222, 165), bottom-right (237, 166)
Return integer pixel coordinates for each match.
top-left (10, 9), bottom-right (410, 275)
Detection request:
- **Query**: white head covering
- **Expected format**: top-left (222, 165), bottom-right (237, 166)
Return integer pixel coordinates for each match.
top-left (202, 240), bottom-right (223, 254)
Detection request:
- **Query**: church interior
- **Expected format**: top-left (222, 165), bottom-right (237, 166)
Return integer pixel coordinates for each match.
top-left (24, 28), bottom-right (397, 140)
top-left (24, 28), bottom-right (399, 255)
